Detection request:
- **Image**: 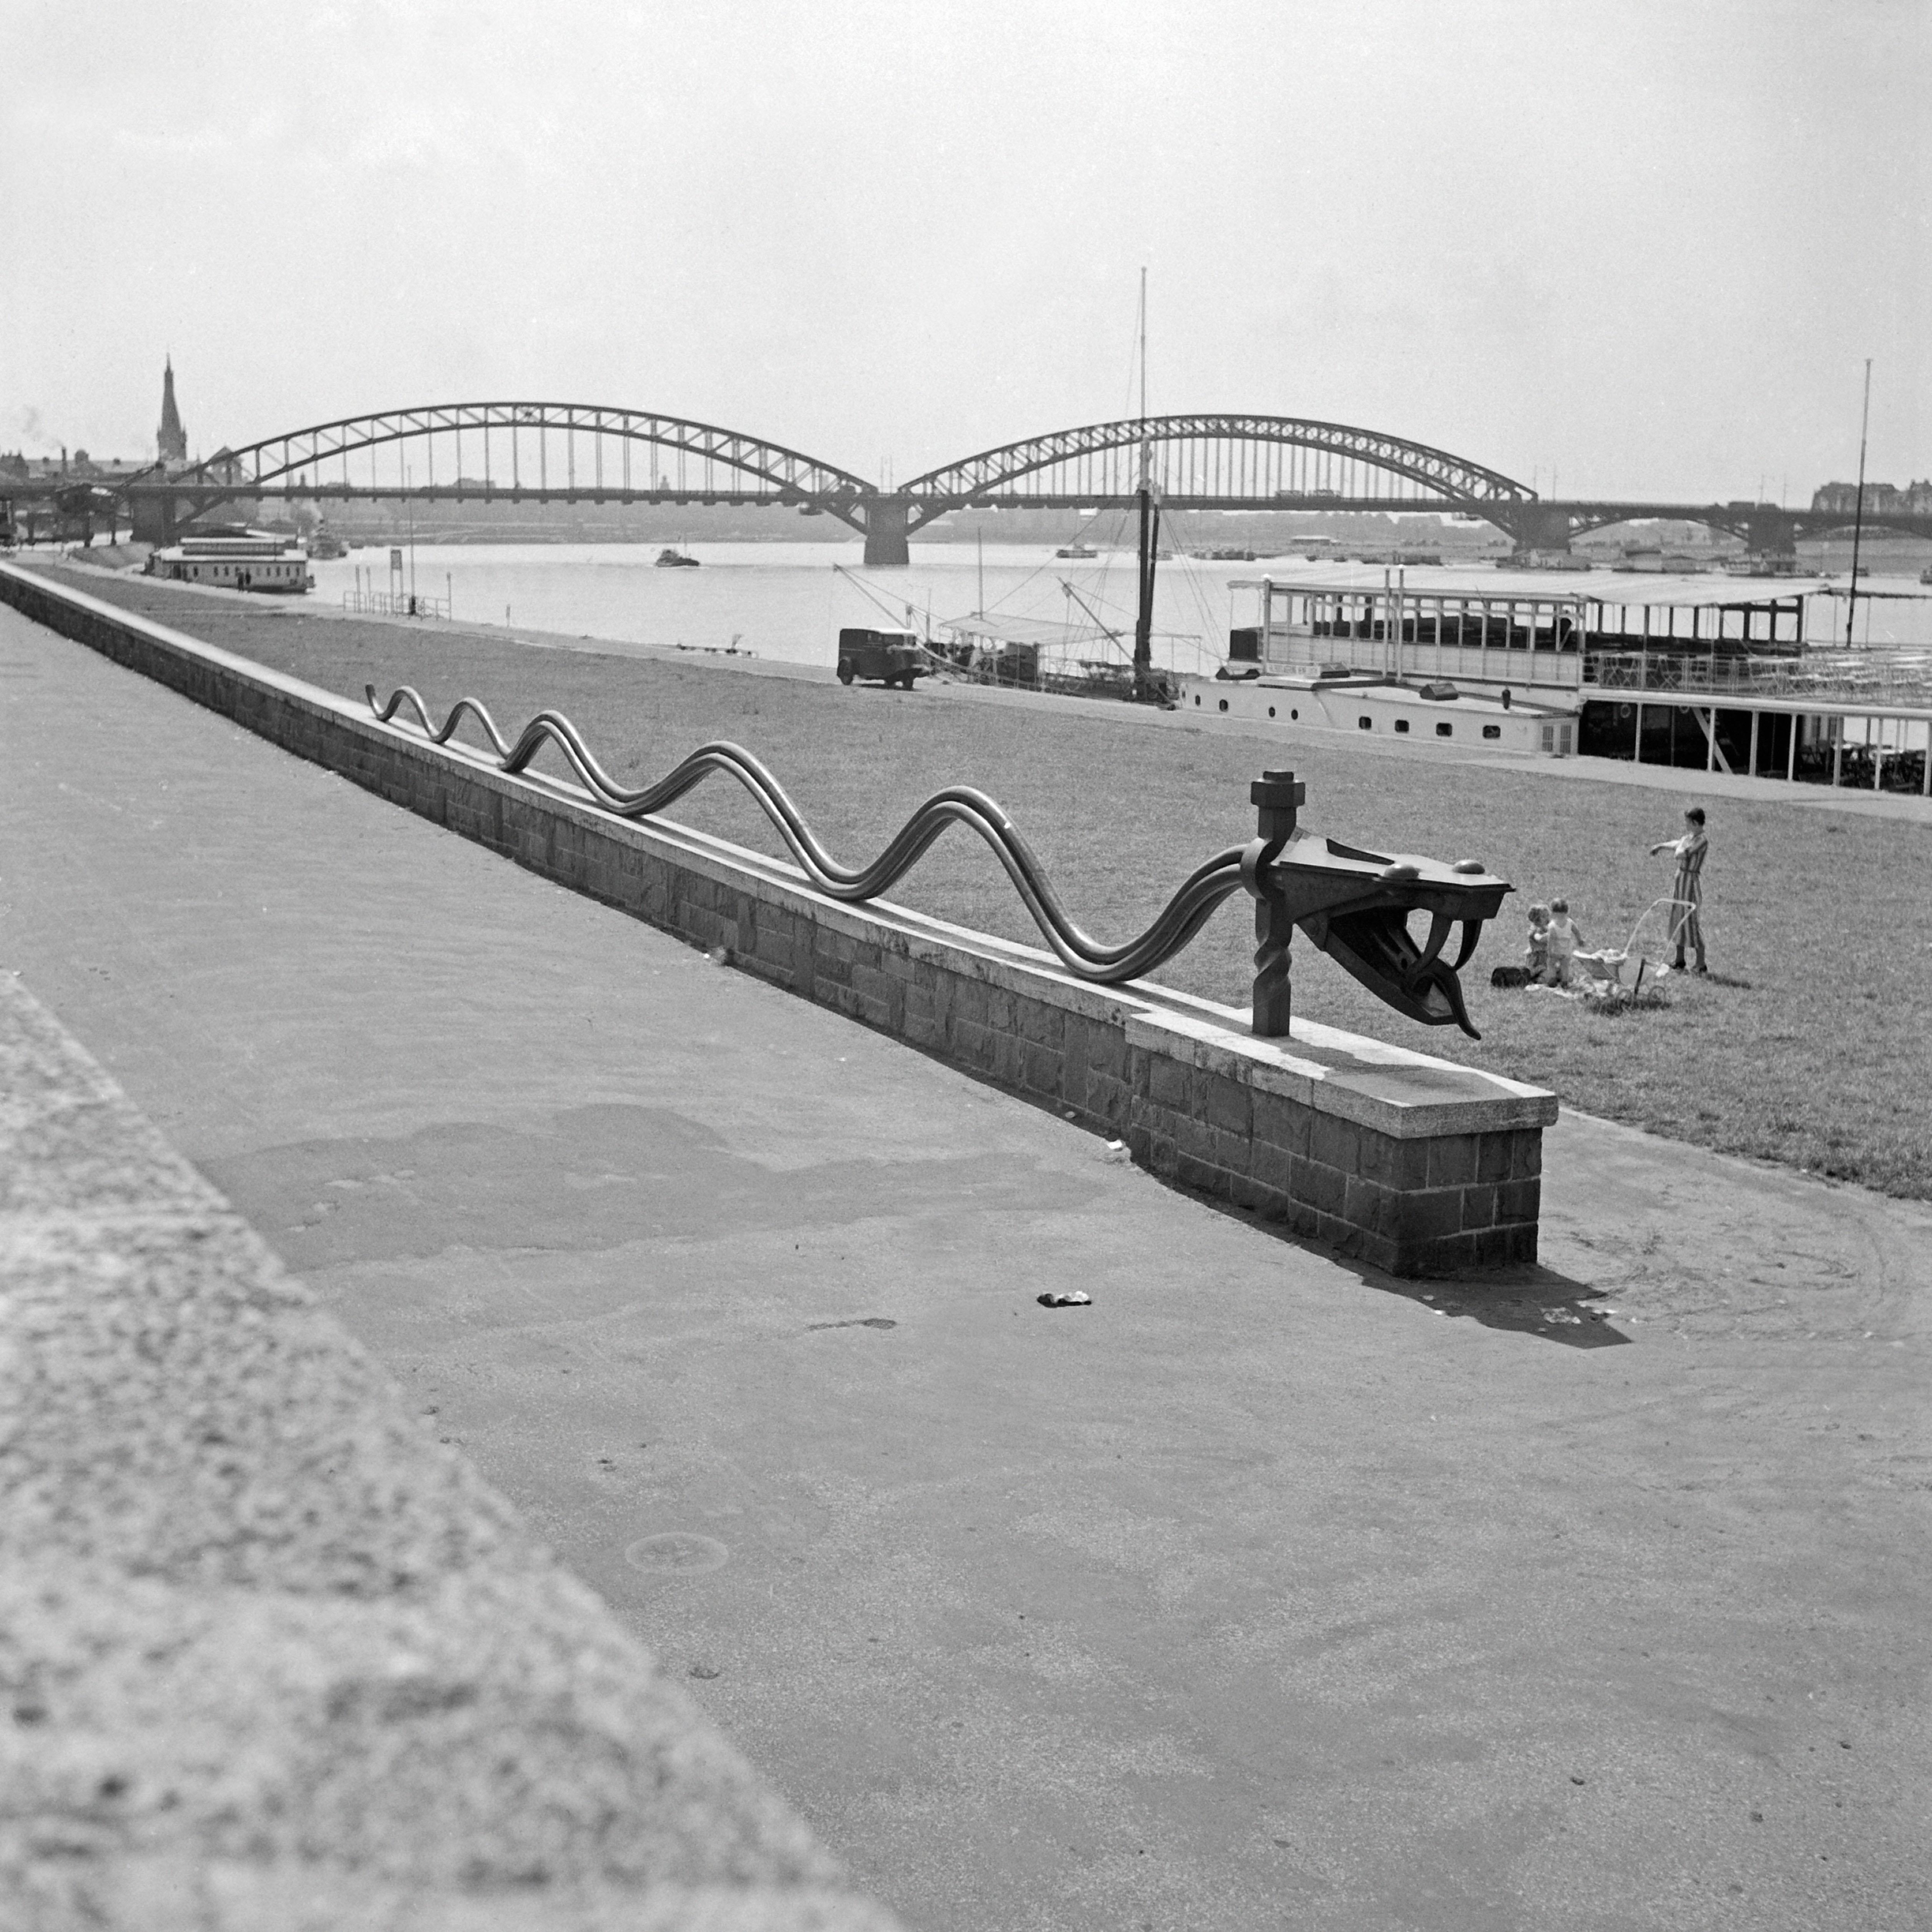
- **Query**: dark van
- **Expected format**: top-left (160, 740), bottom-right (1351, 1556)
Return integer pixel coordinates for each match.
top-left (836, 627), bottom-right (926, 689)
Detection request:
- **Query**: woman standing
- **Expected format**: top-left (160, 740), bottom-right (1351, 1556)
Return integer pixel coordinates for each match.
top-left (1649, 807), bottom-right (1709, 974)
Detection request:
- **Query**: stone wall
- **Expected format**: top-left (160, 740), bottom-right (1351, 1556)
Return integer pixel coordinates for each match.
top-left (0, 561), bottom-right (1557, 1277)
top-left (0, 974), bottom-right (900, 1932)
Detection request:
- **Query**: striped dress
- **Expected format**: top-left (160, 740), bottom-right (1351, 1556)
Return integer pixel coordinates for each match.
top-left (1670, 828), bottom-right (1708, 966)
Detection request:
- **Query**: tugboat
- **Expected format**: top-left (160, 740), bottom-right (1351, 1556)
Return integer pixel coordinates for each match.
top-left (655, 545), bottom-right (700, 568)
top-left (307, 525), bottom-right (349, 560)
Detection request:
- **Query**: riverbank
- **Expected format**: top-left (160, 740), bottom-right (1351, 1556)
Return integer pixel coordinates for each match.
top-left (7, 583), bottom-right (1929, 1929)
top-left (31, 560), bottom-right (1932, 1198)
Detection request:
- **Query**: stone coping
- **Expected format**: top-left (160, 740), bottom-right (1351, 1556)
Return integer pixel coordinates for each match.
top-left (0, 969), bottom-right (900, 1930)
top-left (0, 559), bottom-right (1556, 1148)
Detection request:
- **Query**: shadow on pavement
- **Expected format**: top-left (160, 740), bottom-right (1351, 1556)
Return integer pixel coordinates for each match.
top-left (1201, 1195), bottom-right (1633, 1349)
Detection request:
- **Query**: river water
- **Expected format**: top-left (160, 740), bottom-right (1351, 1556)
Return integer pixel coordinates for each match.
top-left (310, 539), bottom-right (1932, 672)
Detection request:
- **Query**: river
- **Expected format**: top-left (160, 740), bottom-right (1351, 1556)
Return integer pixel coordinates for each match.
top-left (309, 539), bottom-right (1932, 672)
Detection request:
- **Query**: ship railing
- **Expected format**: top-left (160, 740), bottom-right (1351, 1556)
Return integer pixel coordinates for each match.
top-left (1584, 650), bottom-right (1932, 707)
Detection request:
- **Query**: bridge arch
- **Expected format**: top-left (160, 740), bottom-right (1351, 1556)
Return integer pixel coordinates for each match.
top-left (899, 413), bottom-right (1534, 526)
top-left (171, 402), bottom-right (878, 523)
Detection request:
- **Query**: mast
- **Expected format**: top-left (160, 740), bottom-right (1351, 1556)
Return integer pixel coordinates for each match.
top-left (1133, 267), bottom-right (1159, 700)
top-left (1845, 358), bottom-right (1872, 648)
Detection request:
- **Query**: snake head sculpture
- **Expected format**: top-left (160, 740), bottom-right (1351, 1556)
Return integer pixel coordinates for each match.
top-left (1246, 832), bottom-right (1512, 1038)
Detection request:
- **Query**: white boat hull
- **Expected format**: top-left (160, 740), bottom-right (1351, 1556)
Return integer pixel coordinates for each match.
top-left (1181, 674), bottom-right (1578, 758)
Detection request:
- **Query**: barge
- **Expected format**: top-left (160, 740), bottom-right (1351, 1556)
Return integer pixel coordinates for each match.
top-left (145, 528), bottom-right (313, 593)
top-left (1181, 576), bottom-right (1585, 756)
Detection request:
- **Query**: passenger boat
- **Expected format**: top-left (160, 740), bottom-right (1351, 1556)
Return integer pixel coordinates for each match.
top-left (145, 528), bottom-right (313, 593)
top-left (1177, 576), bottom-right (1585, 756)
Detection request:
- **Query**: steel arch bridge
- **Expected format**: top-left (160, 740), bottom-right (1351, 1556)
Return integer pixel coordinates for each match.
top-left (841, 413), bottom-right (1538, 562)
top-left (127, 402), bottom-right (880, 543)
top-left (108, 395), bottom-right (1932, 559)
top-left (899, 413), bottom-right (1533, 515)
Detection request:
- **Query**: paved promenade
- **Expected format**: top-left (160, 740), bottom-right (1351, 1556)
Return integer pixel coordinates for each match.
top-left (4, 600), bottom-right (1929, 1930)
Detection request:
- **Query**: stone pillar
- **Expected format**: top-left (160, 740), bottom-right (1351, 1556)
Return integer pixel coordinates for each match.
top-left (128, 489), bottom-right (177, 548)
top-left (1741, 508), bottom-right (1797, 559)
top-left (1506, 504), bottom-right (1574, 557)
top-left (861, 495), bottom-right (912, 567)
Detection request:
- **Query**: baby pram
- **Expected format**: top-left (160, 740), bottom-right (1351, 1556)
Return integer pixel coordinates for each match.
top-left (1572, 896), bottom-right (1696, 1002)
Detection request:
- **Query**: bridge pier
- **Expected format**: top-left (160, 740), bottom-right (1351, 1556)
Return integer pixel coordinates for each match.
top-left (1502, 505), bottom-right (1575, 558)
top-left (1740, 508), bottom-right (1798, 559)
top-left (128, 491), bottom-right (178, 548)
top-left (861, 495), bottom-right (911, 567)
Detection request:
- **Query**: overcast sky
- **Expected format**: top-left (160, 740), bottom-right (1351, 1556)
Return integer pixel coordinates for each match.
top-left (4, 0), bottom-right (1925, 501)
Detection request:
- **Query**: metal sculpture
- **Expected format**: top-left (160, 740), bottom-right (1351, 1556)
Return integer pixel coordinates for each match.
top-left (368, 690), bottom-right (1510, 1036)
top-left (1241, 771), bottom-right (1510, 1038)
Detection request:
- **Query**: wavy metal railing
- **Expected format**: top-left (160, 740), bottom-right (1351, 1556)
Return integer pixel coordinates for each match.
top-left (365, 686), bottom-right (1514, 1034)
top-left (367, 684), bottom-right (1246, 984)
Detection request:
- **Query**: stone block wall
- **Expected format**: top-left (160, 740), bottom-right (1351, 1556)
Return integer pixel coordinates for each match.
top-left (1125, 1055), bottom-right (1542, 1274)
top-left (0, 561), bottom-right (1558, 1278)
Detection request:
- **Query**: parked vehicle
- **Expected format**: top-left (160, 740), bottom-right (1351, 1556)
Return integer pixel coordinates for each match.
top-left (836, 627), bottom-right (927, 689)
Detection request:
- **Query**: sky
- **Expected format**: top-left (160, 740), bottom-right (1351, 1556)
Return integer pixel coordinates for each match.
top-left (3, 0), bottom-right (1926, 502)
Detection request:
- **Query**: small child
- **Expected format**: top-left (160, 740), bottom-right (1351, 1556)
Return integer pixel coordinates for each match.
top-left (1524, 903), bottom-right (1552, 982)
top-left (1545, 898), bottom-right (1584, 983)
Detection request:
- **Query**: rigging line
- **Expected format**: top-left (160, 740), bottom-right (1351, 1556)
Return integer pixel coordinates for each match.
top-left (832, 562), bottom-right (914, 627)
top-left (979, 538), bottom-right (1072, 618)
top-left (1059, 579), bottom-right (1133, 661)
top-left (1157, 505), bottom-right (1229, 670)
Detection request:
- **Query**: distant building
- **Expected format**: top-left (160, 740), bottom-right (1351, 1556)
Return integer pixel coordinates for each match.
top-left (157, 357), bottom-right (187, 467)
top-left (1811, 478), bottom-right (1932, 516)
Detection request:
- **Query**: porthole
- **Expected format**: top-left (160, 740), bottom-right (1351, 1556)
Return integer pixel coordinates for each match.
top-left (1436, 721), bottom-right (1453, 737)
top-left (1268, 706), bottom-right (1276, 718)
top-left (1482, 724), bottom-right (1501, 740)
top-left (1394, 718), bottom-right (1410, 734)
top-left (1358, 716), bottom-right (1372, 730)
top-left (1193, 694), bottom-right (1201, 706)
top-left (1290, 708), bottom-right (1299, 721)
top-left (1218, 698), bottom-right (1228, 713)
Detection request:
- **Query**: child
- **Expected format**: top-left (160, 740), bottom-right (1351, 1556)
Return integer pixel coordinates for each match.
top-left (1524, 903), bottom-right (1552, 982)
top-left (1545, 898), bottom-right (1584, 984)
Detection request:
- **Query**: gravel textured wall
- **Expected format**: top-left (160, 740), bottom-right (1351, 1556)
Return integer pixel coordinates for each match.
top-left (0, 974), bottom-right (900, 1932)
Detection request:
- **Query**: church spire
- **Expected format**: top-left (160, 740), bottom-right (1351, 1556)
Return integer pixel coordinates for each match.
top-left (157, 356), bottom-right (186, 466)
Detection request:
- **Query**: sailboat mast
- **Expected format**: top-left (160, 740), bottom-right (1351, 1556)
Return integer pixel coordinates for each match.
top-left (1133, 267), bottom-right (1158, 700)
top-left (1846, 358), bottom-right (1872, 648)
top-left (1138, 266), bottom-right (1148, 426)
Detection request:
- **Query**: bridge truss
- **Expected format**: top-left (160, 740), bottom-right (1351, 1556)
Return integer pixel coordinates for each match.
top-left (897, 414), bottom-right (1535, 528)
top-left (115, 400), bottom-right (1931, 558)
top-left (154, 402), bottom-right (878, 523)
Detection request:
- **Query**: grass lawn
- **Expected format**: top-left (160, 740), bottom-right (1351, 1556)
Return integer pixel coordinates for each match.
top-left (47, 567), bottom-right (1932, 1199)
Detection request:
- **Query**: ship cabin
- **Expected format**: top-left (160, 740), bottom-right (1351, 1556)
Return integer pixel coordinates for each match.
top-left (146, 528), bottom-right (313, 593)
top-left (1185, 576), bottom-right (1586, 756)
top-left (1189, 575), bottom-right (1927, 789)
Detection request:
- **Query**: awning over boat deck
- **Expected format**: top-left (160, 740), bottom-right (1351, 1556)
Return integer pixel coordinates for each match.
top-left (938, 612), bottom-right (1190, 651)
